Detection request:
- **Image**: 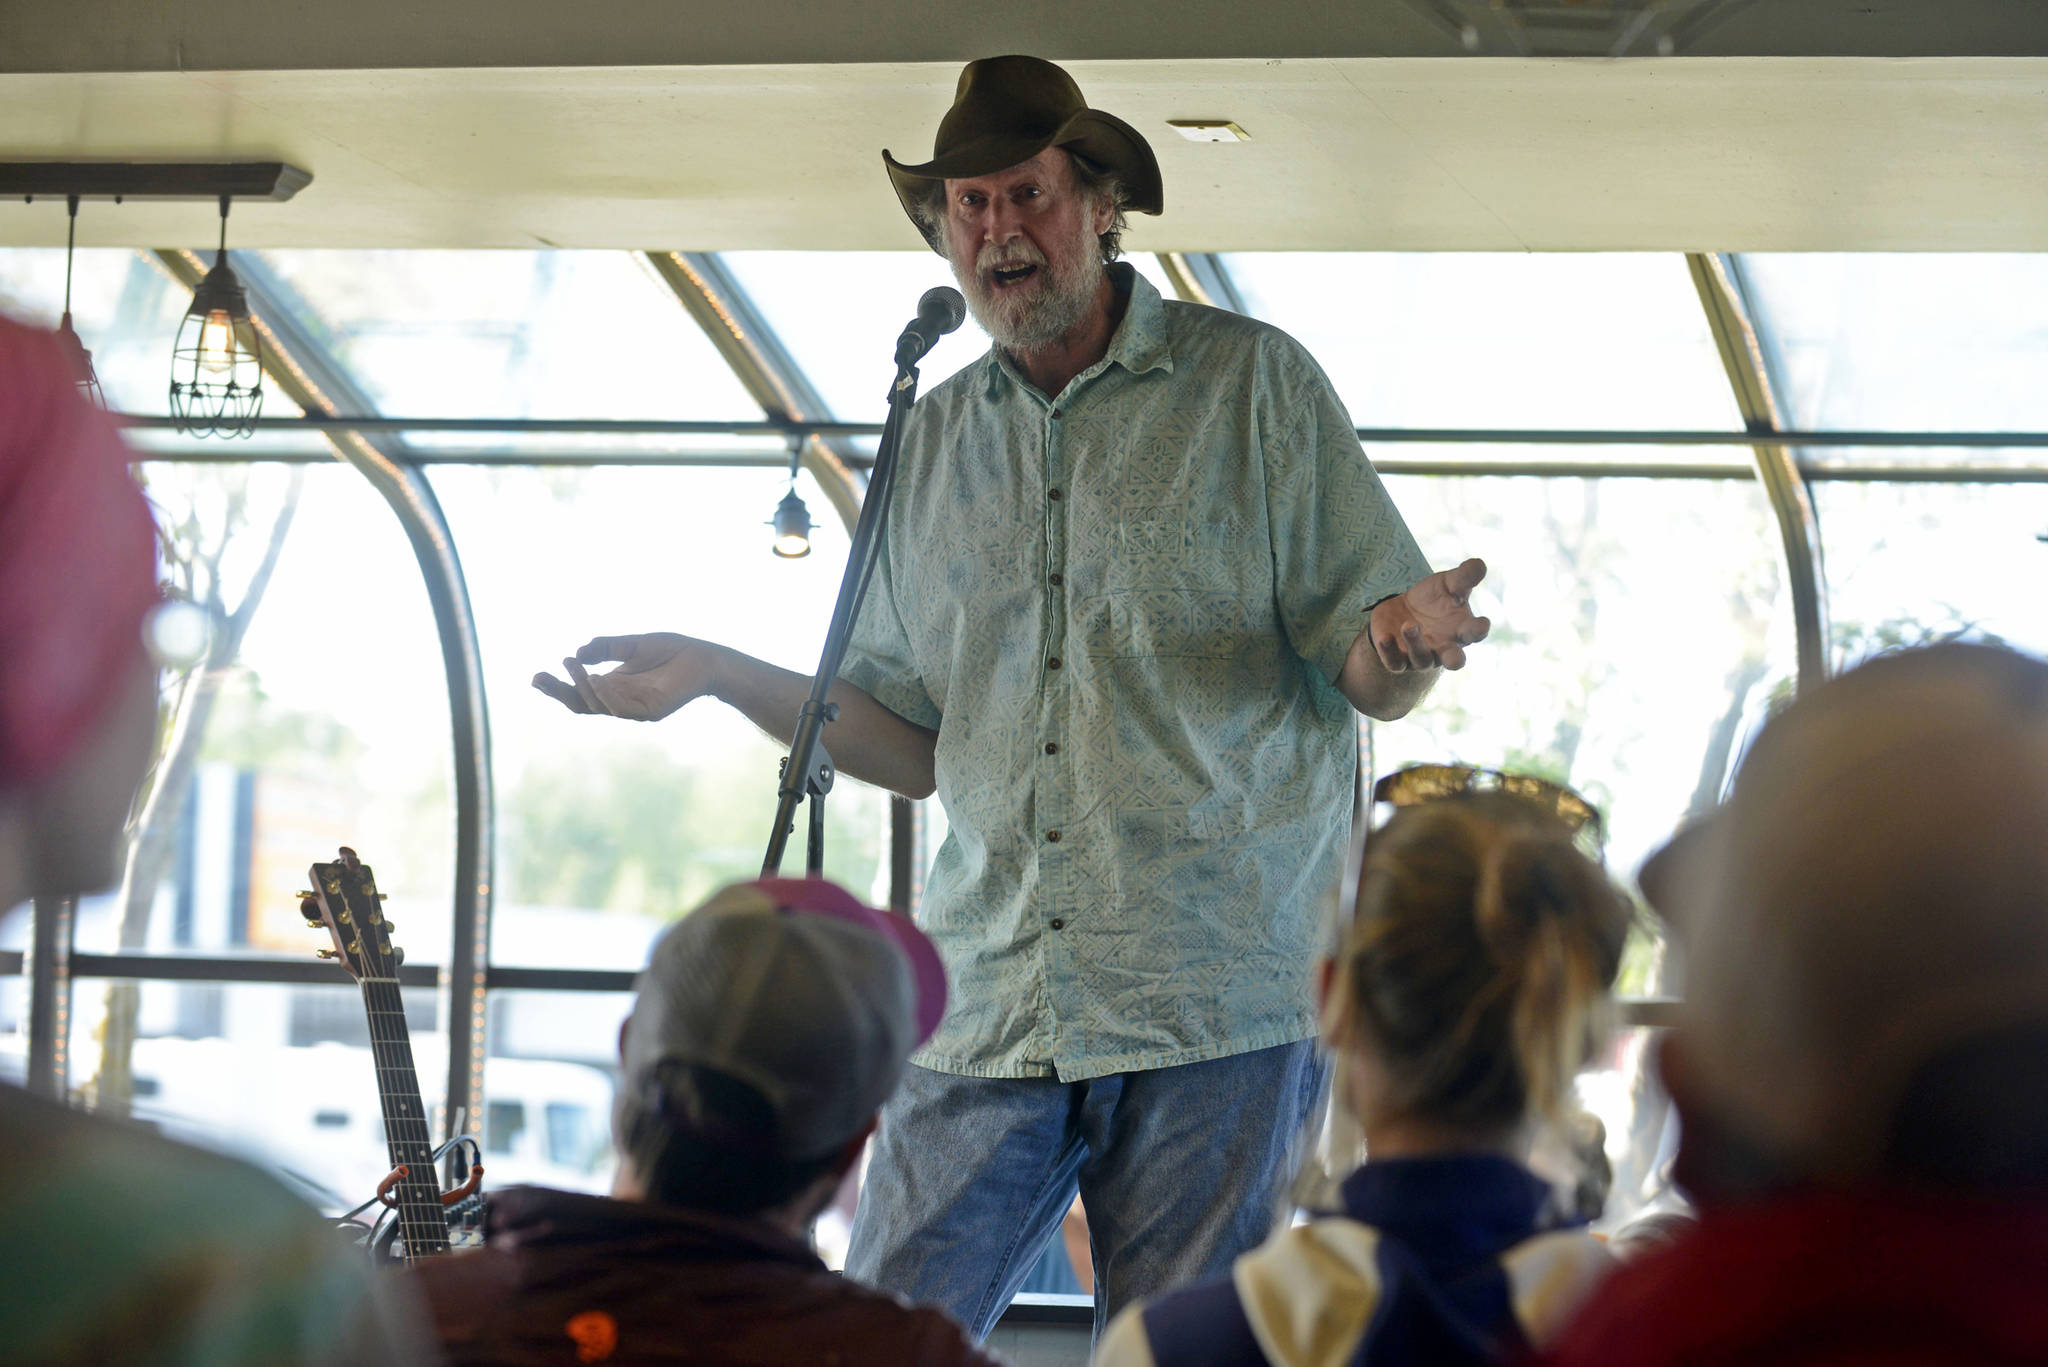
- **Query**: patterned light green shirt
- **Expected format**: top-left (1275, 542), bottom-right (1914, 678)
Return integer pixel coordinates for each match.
top-left (842, 266), bottom-right (1429, 1081)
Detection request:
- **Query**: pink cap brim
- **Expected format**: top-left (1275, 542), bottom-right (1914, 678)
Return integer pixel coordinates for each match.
top-left (751, 876), bottom-right (948, 1045)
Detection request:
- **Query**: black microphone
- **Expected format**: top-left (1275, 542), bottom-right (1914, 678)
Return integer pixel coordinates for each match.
top-left (895, 286), bottom-right (967, 368)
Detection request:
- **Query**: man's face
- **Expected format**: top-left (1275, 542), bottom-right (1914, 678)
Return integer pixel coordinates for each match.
top-left (938, 148), bottom-right (1112, 351)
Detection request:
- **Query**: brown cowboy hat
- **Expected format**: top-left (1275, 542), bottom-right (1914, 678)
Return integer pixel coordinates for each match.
top-left (883, 55), bottom-right (1164, 254)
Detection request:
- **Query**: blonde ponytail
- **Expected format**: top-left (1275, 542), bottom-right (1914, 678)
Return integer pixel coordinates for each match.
top-left (1341, 793), bottom-right (1631, 1135)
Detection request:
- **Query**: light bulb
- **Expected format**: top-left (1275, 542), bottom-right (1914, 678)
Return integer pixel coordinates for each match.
top-left (198, 309), bottom-right (236, 374)
top-left (770, 488), bottom-right (813, 559)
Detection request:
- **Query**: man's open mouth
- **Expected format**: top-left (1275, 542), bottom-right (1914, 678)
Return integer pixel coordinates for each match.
top-left (988, 263), bottom-right (1040, 288)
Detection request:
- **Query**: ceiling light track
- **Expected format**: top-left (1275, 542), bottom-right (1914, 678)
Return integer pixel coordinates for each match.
top-left (2, 161), bottom-right (312, 203)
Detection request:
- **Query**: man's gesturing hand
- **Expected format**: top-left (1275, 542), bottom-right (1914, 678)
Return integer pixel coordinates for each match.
top-left (1370, 558), bottom-right (1492, 673)
top-left (531, 633), bottom-right (718, 721)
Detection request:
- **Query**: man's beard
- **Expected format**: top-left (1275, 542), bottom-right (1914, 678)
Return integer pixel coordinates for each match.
top-left (951, 229), bottom-right (1103, 352)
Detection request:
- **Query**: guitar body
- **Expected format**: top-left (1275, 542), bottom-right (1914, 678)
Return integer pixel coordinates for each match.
top-left (303, 847), bottom-right (458, 1262)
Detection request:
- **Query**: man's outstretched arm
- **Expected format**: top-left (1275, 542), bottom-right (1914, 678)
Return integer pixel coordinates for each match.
top-left (532, 633), bottom-right (938, 800)
top-left (1337, 558), bottom-right (1491, 721)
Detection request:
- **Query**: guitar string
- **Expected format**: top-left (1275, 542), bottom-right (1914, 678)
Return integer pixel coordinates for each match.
top-left (365, 973), bottom-right (443, 1257)
top-left (374, 973), bottom-right (444, 1257)
top-left (359, 952), bottom-right (446, 1260)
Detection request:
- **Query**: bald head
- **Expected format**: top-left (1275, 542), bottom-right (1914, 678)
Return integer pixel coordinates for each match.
top-left (1661, 644), bottom-right (2048, 1182)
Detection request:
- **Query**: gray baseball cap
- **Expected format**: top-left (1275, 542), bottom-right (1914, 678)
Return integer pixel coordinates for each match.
top-left (621, 877), bottom-right (947, 1161)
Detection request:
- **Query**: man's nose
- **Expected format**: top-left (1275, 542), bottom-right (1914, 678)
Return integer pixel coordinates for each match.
top-left (982, 198), bottom-right (1025, 243)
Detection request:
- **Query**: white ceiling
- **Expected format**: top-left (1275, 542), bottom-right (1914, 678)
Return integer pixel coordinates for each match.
top-left (2, 57), bottom-right (2045, 252)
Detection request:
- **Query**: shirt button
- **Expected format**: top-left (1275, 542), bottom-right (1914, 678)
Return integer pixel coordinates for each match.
top-left (1046, 830), bottom-right (1061, 843)
top-left (1048, 572), bottom-right (1064, 587)
top-left (1048, 655), bottom-right (1063, 670)
top-left (1044, 742), bottom-right (1059, 755)
top-left (1049, 918), bottom-right (1066, 930)
top-left (1048, 487), bottom-right (1063, 501)
top-left (1050, 408), bottom-right (1063, 420)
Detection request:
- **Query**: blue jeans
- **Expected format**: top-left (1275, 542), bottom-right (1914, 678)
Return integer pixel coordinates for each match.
top-left (845, 1040), bottom-right (1328, 1342)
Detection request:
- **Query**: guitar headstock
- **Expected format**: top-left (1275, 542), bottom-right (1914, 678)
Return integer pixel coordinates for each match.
top-left (300, 846), bottom-right (403, 982)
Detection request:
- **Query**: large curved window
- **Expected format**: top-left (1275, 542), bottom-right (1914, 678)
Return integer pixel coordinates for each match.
top-left (1222, 253), bottom-right (1741, 460)
top-left (257, 250), bottom-right (769, 457)
top-left (1371, 472), bottom-right (1796, 893)
top-left (69, 978), bottom-right (444, 1217)
top-left (1742, 255), bottom-right (2048, 462)
top-left (65, 463), bottom-right (455, 960)
top-left (1816, 481), bottom-right (2048, 663)
top-left (430, 463), bottom-right (891, 971)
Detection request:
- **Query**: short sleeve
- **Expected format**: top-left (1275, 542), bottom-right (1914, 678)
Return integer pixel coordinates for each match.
top-left (837, 529), bottom-right (943, 732)
top-left (1263, 357), bottom-right (1431, 685)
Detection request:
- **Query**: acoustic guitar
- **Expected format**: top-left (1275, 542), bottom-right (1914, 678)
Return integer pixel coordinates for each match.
top-left (301, 845), bottom-right (479, 1262)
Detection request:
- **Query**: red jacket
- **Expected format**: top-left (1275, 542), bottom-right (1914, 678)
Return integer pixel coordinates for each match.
top-left (411, 1186), bottom-right (1001, 1367)
top-left (1544, 1188), bottom-right (2048, 1367)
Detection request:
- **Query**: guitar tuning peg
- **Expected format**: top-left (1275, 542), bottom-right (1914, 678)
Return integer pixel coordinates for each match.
top-left (381, 921), bottom-right (396, 935)
top-left (317, 948), bottom-right (338, 959)
top-left (346, 937), bottom-right (362, 954)
top-left (376, 893), bottom-right (388, 902)
top-left (296, 890), bottom-right (316, 900)
top-left (393, 946), bottom-right (405, 966)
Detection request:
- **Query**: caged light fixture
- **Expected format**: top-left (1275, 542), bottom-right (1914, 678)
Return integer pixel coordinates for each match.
top-left (54, 194), bottom-right (105, 409)
top-left (769, 445), bottom-right (814, 559)
top-left (168, 194), bottom-right (265, 438)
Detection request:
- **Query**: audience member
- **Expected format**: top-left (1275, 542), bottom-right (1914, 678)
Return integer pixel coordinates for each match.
top-left (1547, 642), bottom-right (2048, 1366)
top-left (410, 876), bottom-right (1004, 1367)
top-left (1099, 778), bottom-right (1631, 1367)
top-left (0, 312), bottom-right (432, 1366)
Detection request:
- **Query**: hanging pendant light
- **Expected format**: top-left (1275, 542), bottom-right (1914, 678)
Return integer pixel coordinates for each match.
top-left (768, 442), bottom-right (814, 559)
top-left (168, 194), bottom-right (264, 438)
top-left (55, 194), bottom-right (106, 409)
top-left (771, 487), bottom-right (814, 559)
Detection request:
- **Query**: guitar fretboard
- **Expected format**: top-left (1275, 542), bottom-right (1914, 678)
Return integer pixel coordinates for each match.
top-left (360, 975), bottom-right (449, 1260)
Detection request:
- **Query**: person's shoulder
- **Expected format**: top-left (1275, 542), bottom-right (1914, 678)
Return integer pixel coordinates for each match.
top-left (819, 1274), bottom-right (1001, 1367)
top-left (1159, 297), bottom-right (1321, 372)
top-left (0, 1082), bottom-right (319, 1226)
top-left (1502, 1227), bottom-right (1617, 1347)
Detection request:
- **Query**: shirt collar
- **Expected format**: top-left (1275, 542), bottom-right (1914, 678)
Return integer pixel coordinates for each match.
top-left (1338, 1153), bottom-right (1564, 1263)
top-left (978, 261), bottom-right (1176, 398)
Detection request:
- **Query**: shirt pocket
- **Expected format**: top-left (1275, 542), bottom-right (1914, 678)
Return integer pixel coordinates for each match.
top-left (1105, 514), bottom-right (1256, 659)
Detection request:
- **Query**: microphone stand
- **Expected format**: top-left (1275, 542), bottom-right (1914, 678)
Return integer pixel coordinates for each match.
top-left (760, 351), bottom-right (925, 877)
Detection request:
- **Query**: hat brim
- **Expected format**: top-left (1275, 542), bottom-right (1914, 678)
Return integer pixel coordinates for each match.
top-left (884, 108), bottom-right (1163, 255)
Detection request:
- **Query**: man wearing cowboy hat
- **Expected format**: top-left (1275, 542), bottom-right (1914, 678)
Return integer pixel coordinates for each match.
top-left (534, 55), bottom-right (1489, 1339)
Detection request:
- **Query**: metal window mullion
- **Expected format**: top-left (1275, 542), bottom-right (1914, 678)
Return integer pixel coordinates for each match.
top-left (641, 252), bottom-right (864, 535)
top-left (24, 896), bottom-right (76, 1100)
top-left (1687, 251), bottom-right (1829, 691)
top-left (150, 248), bottom-right (494, 1144)
top-left (1157, 253), bottom-right (1249, 314)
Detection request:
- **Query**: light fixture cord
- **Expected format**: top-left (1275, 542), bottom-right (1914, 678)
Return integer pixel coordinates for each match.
top-left (63, 194), bottom-right (79, 316)
top-left (217, 193), bottom-right (230, 258)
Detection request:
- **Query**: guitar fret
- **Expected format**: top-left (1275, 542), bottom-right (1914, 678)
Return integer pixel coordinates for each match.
top-left (320, 872), bottom-right (449, 1263)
